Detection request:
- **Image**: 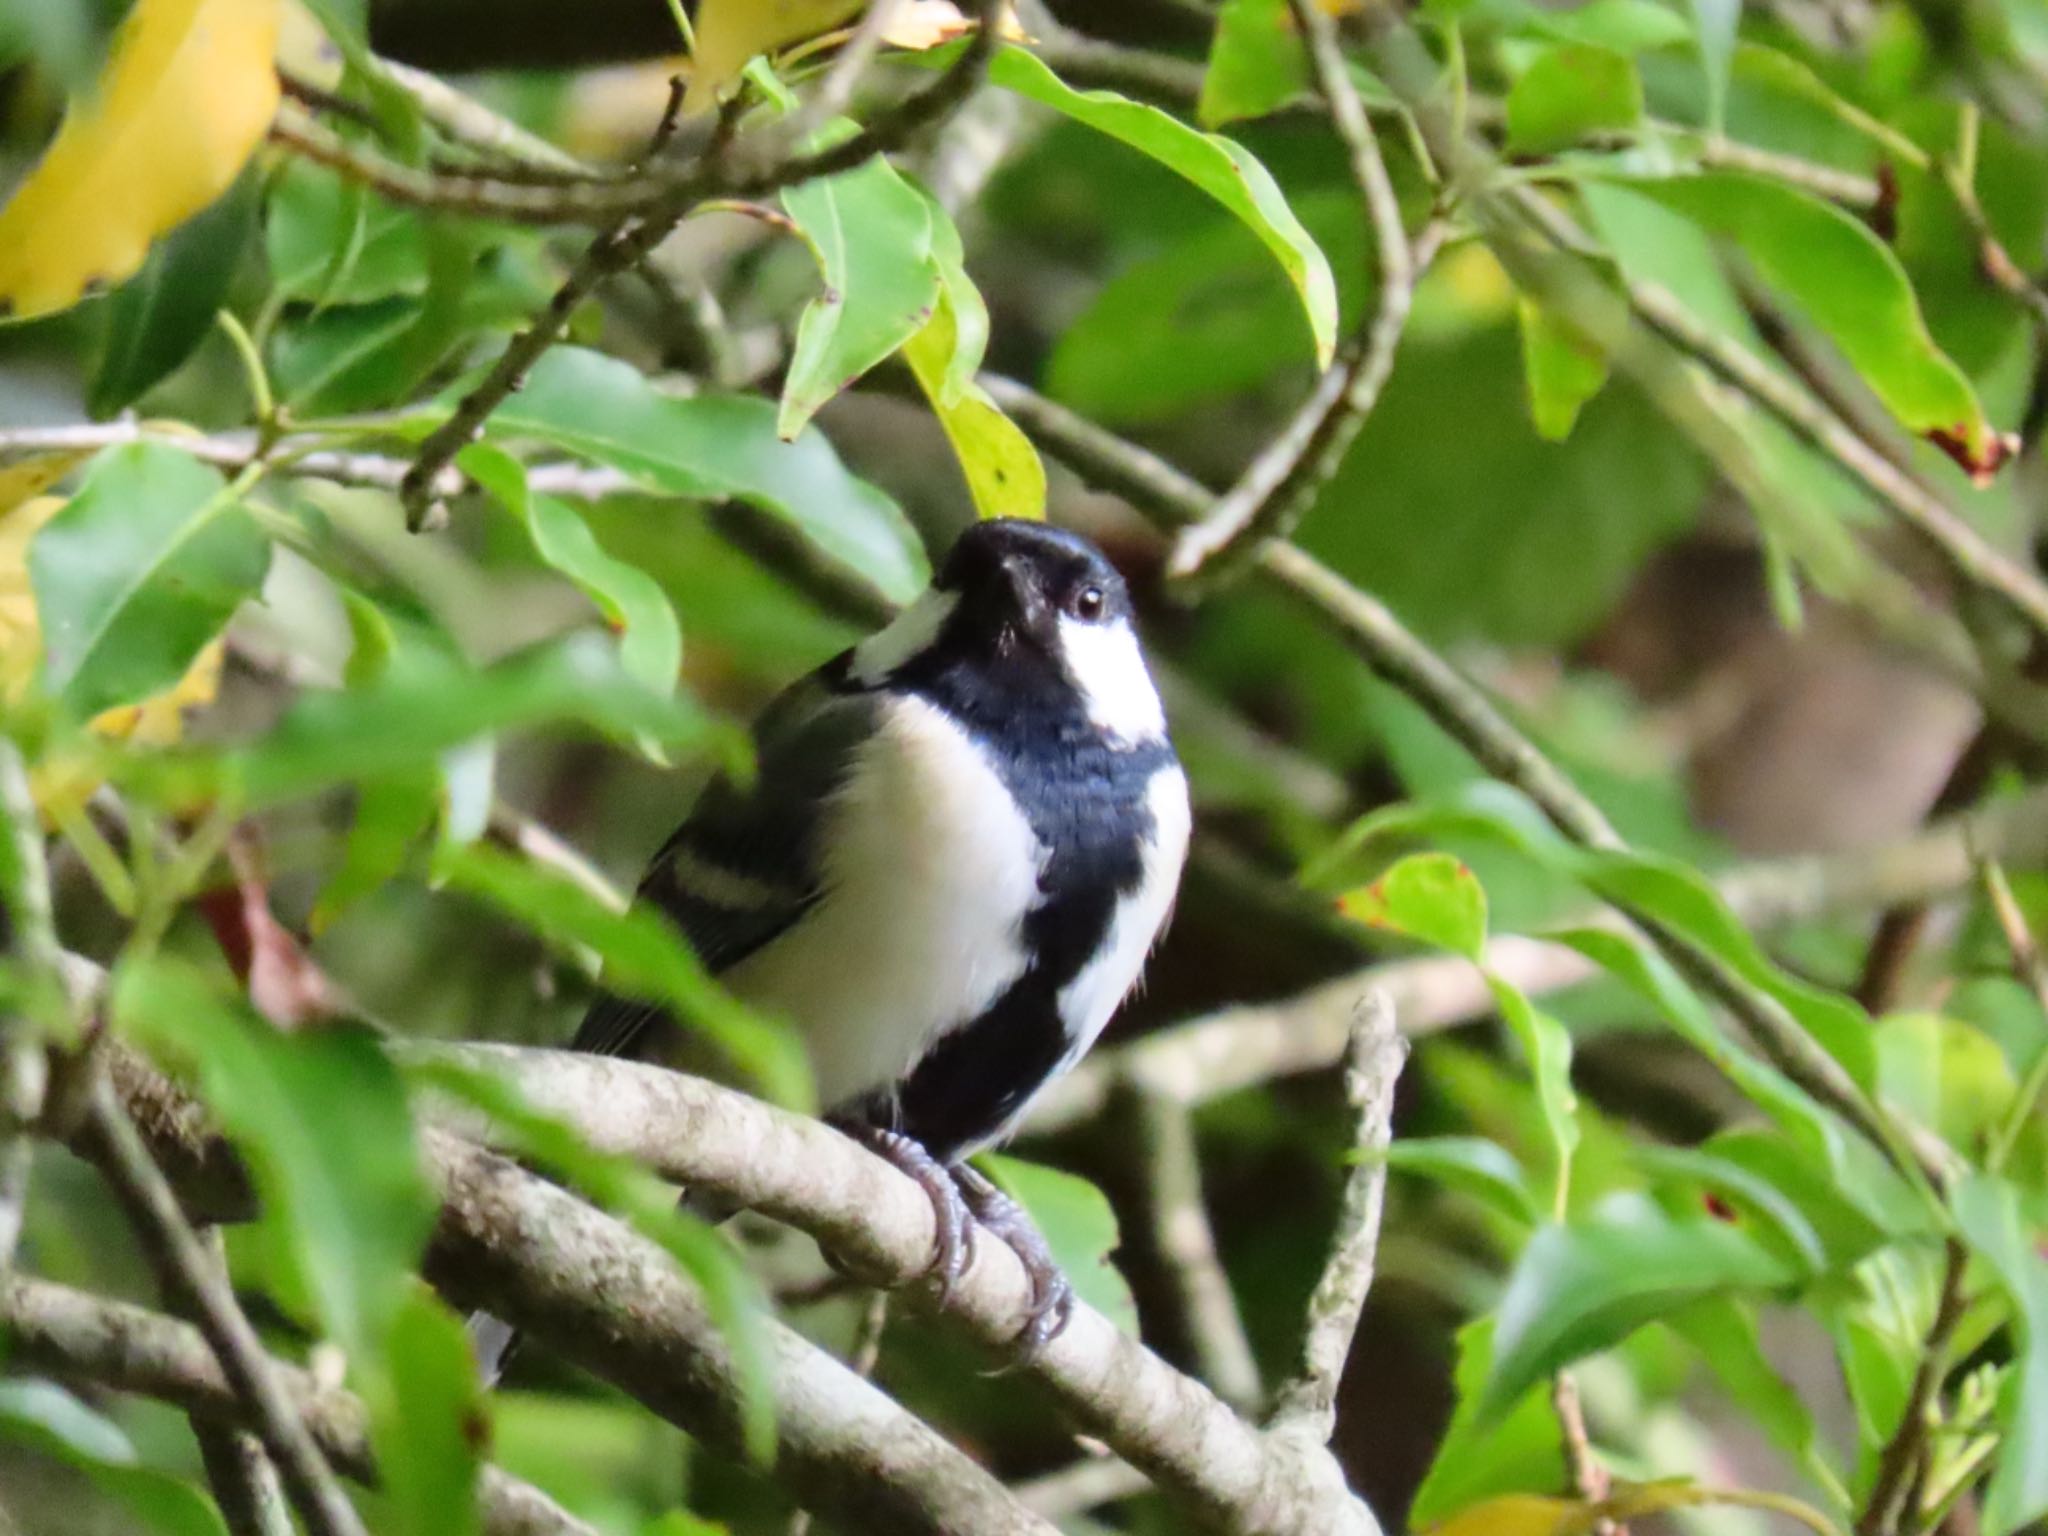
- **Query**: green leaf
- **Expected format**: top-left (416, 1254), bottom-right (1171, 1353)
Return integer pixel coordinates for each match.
top-left (113, 956), bottom-right (436, 1357)
top-left (484, 346), bottom-right (928, 605)
top-left (1698, 1125), bottom-right (1910, 1269)
top-left (1299, 322), bottom-right (1705, 647)
top-left (1626, 172), bottom-right (1994, 462)
top-left (1484, 1191), bottom-right (1796, 1418)
top-left (1954, 1175), bottom-right (2048, 1535)
top-left (462, 446), bottom-right (681, 697)
top-left (1337, 851), bottom-right (1488, 960)
top-left (228, 632), bottom-right (720, 805)
top-left (1876, 1012), bottom-right (2016, 1152)
top-left (1380, 1136), bottom-right (1540, 1226)
top-left (431, 841), bottom-right (812, 1113)
top-left (0, 1380), bottom-right (229, 1536)
top-left (1688, 0), bottom-right (1740, 131)
top-left (979, 1153), bottom-right (1138, 1336)
top-left (89, 169), bottom-right (260, 417)
top-left (1505, 44), bottom-right (1642, 156)
top-left (1335, 784), bottom-right (1880, 1093)
top-left (266, 160), bottom-right (428, 306)
top-left (1409, 1316), bottom-right (1566, 1527)
top-left (902, 189), bottom-right (1045, 520)
top-left (1487, 975), bottom-right (1579, 1217)
top-left (29, 442), bottom-right (269, 718)
top-left (1516, 297), bottom-right (1610, 440)
top-left (1557, 925), bottom-right (1850, 1172)
top-left (367, 1292), bottom-right (484, 1536)
top-left (409, 1057), bottom-right (779, 1463)
top-left (1046, 188), bottom-right (1363, 427)
top-left (989, 45), bottom-right (1337, 368)
top-left (1512, 0), bottom-right (1694, 52)
top-left (1200, 0), bottom-right (1304, 127)
top-left (779, 142), bottom-right (939, 438)
top-left (312, 770), bottom-right (437, 933)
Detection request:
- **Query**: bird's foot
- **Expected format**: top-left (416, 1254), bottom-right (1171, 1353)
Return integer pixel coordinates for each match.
top-left (950, 1162), bottom-right (1076, 1364)
top-left (835, 1123), bottom-right (977, 1304)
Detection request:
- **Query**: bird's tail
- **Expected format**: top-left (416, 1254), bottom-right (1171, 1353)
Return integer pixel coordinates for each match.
top-left (468, 1311), bottom-right (522, 1386)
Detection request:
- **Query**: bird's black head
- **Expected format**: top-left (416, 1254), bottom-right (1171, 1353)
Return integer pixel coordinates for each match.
top-left (933, 518), bottom-right (1133, 653)
top-left (845, 519), bottom-right (1166, 746)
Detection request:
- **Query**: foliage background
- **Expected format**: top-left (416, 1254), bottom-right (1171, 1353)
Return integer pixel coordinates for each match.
top-left (2, 0), bottom-right (2048, 1534)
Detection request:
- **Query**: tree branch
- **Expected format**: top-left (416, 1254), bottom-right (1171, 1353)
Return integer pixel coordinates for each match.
top-left (983, 372), bottom-right (1937, 1190)
top-left (395, 0), bottom-right (1007, 529)
top-left (103, 1043), bottom-right (1385, 1536)
top-left (1265, 996), bottom-right (1403, 1441)
top-left (0, 1274), bottom-right (597, 1536)
top-left (1132, 1085), bottom-right (1262, 1409)
top-left (1168, 3), bottom-right (1424, 589)
top-left (71, 1080), bottom-right (369, 1536)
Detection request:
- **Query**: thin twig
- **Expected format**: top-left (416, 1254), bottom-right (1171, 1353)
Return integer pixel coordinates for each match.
top-left (1267, 995), bottom-right (1404, 1440)
top-left (1133, 1087), bottom-right (1262, 1409)
top-left (0, 1274), bottom-right (598, 1536)
top-left (794, 0), bottom-right (907, 137)
top-left (1034, 784), bottom-right (2048, 1130)
top-left (396, 0), bottom-right (1005, 529)
top-left (1509, 186), bottom-right (2048, 647)
top-left (269, 104), bottom-right (656, 224)
top-left (1168, 3), bottom-right (1423, 588)
top-left (1981, 860), bottom-right (2048, 1173)
top-left (74, 1080), bottom-right (369, 1536)
top-left (1555, 1372), bottom-right (1619, 1535)
top-left (188, 1232), bottom-right (294, 1536)
top-left (1858, 1238), bottom-right (1970, 1536)
top-left (378, 58), bottom-right (598, 177)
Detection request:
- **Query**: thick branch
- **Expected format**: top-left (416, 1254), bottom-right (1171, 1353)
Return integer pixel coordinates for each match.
top-left (107, 1046), bottom-right (1383, 1536)
top-left (0, 1274), bottom-right (594, 1536)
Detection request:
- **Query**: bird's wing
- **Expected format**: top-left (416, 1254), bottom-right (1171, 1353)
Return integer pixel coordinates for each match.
top-left (570, 670), bottom-right (877, 1061)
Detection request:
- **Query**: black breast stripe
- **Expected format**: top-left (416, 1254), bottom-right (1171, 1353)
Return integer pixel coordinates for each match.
top-left (853, 646), bottom-right (1178, 1159)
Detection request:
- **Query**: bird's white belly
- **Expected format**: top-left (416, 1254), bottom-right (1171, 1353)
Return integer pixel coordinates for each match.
top-left (720, 694), bottom-right (1047, 1110)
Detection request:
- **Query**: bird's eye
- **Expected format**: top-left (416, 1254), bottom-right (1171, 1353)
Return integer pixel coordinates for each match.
top-left (1071, 585), bottom-right (1107, 622)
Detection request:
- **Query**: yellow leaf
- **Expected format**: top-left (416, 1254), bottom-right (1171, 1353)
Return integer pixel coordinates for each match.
top-left (0, 496), bottom-right (224, 815)
top-left (683, 0), bottom-right (864, 114)
top-left (1425, 1495), bottom-right (1585, 1536)
top-left (0, 454), bottom-right (87, 516)
top-left (905, 294), bottom-right (1046, 521)
top-left (0, 0), bottom-right (281, 321)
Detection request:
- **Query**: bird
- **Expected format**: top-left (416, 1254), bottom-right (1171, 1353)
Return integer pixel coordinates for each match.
top-left (478, 518), bottom-right (1188, 1374)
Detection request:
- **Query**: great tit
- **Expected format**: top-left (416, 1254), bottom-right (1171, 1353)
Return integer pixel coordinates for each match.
top-left (483, 519), bottom-right (1187, 1370)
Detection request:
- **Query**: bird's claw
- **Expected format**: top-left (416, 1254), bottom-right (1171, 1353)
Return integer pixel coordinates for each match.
top-left (841, 1125), bottom-right (977, 1304)
top-left (951, 1163), bottom-right (1077, 1366)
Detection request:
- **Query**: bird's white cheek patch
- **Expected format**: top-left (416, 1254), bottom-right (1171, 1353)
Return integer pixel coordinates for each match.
top-left (849, 588), bottom-right (958, 685)
top-left (1057, 616), bottom-right (1167, 744)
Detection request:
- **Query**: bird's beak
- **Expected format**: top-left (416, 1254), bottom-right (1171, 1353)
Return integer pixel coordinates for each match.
top-left (999, 555), bottom-right (1054, 639)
